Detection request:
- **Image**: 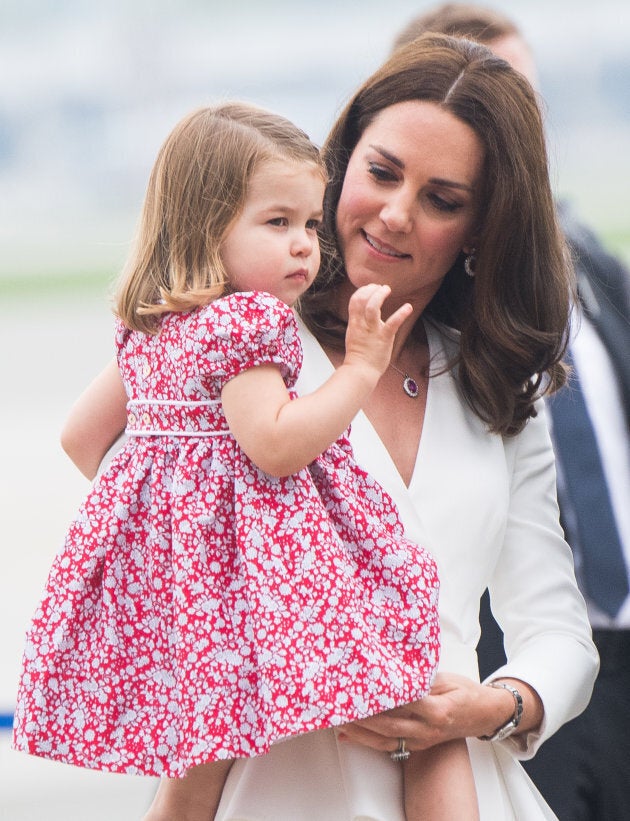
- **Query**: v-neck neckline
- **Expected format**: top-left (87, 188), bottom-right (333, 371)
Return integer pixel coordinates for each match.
top-left (298, 318), bottom-right (446, 492)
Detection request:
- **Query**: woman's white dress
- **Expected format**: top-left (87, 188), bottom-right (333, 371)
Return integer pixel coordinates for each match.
top-left (216, 319), bottom-right (599, 820)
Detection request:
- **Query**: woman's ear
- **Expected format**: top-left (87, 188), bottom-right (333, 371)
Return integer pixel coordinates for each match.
top-left (463, 220), bottom-right (483, 254)
top-left (462, 238), bottom-right (478, 256)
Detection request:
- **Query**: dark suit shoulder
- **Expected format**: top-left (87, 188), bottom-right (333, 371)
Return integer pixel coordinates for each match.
top-left (558, 200), bottom-right (630, 324)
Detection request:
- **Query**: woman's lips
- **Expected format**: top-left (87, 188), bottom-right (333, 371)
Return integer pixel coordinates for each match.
top-left (362, 230), bottom-right (410, 259)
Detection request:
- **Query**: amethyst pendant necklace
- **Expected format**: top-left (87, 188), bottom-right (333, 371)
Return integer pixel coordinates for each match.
top-left (390, 363), bottom-right (420, 398)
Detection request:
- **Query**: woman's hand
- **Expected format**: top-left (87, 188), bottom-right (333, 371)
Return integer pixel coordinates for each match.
top-left (337, 673), bottom-right (544, 753)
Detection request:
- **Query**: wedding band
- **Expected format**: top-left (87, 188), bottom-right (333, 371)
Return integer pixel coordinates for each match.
top-left (390, 737), bottom-right (411, 762)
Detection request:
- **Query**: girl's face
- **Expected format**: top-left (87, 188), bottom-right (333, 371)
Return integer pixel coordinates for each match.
top-left (221, 158), bottom-right (325, 306)
top-left (336, 100), bottom-right (484, 314)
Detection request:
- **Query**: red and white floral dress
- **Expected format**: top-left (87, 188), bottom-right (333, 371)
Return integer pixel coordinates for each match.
top-left (13, 291), bottom-right (440, 778)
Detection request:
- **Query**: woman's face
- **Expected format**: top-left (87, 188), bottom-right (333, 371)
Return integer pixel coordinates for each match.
top-left (336, 100), bottom-right (484, 313)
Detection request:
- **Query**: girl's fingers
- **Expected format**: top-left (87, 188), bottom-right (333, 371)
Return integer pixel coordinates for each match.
top-left (365, 283), bottom-right (391, 310)
top-left (349, 284), bottom-right (388, 322)
top-left (347, 283), bottom-right (412, 340)
top-left (384, 302), bottom-right (413, 332)
top-left (364, 285), bottom-right (396, 325)
top-left (353, 284), bottom-right (406, 327)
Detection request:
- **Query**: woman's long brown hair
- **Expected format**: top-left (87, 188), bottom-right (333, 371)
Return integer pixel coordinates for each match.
top-left (301, 33), bottom-right (574, 436)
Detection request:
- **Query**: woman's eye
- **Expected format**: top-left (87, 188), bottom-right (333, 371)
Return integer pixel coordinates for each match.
top-left (428, 193), bottom-right (460, 213)
top-left (367, 162), bottom-right (397, 183)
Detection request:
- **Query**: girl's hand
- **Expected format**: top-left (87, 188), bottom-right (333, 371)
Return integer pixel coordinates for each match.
top-left (223, 285), bottom-right (411, 477)
top-left (343, 284), bottom-right (413, 378)
top-left (336, 673), bottom-right (543, 753)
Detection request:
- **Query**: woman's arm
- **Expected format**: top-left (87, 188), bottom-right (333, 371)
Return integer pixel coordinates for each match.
top-left (222, 284), bottom-right (412, 476)
top-left (482, 404), bottom-right (599, 754)
top-left (338, 404), bottom-right (598, 758)
top-left (60, 358), bottom-right (128, 480)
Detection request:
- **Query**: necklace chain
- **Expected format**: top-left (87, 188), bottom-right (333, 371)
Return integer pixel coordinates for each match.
top-left (389, 363), bottom-right (420, 399)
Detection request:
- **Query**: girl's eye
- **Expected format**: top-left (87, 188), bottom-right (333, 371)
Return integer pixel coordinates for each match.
top-left (306, 219), bottom-right (321, 231)
top-left (367, 161), bottom-right (397, 183)
top-left (268, 217), bottom-right (288, 227)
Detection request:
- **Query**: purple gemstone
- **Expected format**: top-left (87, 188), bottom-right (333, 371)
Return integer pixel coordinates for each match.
top-left (403, 377), bottom-right (419, 398)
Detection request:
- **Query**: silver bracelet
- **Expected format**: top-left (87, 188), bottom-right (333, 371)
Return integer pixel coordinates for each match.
top-left (478, 681), bottom-right (524, 742)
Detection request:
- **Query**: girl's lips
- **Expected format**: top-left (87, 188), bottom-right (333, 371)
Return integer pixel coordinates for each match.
top-left (286, 269), bottom-right (309, 281)
top-left (362, 230), bottom-right (410, 259)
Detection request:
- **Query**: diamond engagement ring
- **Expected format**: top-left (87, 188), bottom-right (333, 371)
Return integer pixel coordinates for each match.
top-left (390, 737), bottom-right (411, 762)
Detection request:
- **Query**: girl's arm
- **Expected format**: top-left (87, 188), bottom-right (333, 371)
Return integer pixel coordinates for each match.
top-left (60, 358), bottom-right (128, 480)
top-left (221, 284), bottom-right (412, 477)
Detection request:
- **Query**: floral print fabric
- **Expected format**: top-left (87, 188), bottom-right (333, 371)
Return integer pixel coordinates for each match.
top-left (13, 291), bottom-right (440, 777)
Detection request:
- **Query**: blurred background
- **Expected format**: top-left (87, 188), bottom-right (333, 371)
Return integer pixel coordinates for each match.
top-left (1, 0), bottom-right (629, 817)
top-left (1, 0), bottom-right (629, 286)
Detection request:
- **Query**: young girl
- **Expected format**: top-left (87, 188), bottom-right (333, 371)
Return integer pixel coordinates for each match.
top-left (13, 103), bottom-right (476, 820)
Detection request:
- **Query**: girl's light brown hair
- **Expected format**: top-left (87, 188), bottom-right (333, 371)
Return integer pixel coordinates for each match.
top-left (115, 102), bottom-right (324, 333)
top-left (301, 33), bottom-right (574, 436)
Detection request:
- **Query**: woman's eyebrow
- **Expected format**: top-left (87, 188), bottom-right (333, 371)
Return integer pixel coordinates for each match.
top-left (370, 144), bottom-right (404, 169)
top-left (369, 144), bottom-right (474, 192)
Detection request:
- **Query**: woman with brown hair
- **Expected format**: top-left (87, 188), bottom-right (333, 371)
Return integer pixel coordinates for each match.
top-left (216, 33), bottom-right (597, 820)
top-left (394, 8), bottom-right (630, 820)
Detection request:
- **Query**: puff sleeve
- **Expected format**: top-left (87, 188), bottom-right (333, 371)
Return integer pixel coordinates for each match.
top-left (196, 291), bottom-right (302, 392)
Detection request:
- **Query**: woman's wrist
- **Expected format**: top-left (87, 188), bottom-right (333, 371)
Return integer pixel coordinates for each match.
top-left (478, 681), bottom-right (523, 741)
top-left (480, 677), bottom-right (544, 740)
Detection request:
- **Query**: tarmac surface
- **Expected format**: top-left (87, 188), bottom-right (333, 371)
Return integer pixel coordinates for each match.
top-left (0, 288), bottom-right (158, 819)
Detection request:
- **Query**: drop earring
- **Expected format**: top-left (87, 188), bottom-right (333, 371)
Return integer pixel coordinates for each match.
top-left (464, 250), bottom-right (477, 278)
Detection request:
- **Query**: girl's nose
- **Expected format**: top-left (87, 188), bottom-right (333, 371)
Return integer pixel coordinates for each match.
top-left (291, 229), bottom-right (315, 256)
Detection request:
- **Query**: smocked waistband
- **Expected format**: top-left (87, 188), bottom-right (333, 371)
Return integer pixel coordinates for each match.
top-left (125, 398), bottom-right (230, 437)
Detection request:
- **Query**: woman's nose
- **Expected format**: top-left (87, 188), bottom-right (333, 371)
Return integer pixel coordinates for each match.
top-left (380, 193), bottom-right (414, 233)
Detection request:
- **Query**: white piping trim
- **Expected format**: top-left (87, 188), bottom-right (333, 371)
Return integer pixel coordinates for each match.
top-left (126, 429), bottom-right (229, 438)
top-left (127, 398), bottom-right (220, 407)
